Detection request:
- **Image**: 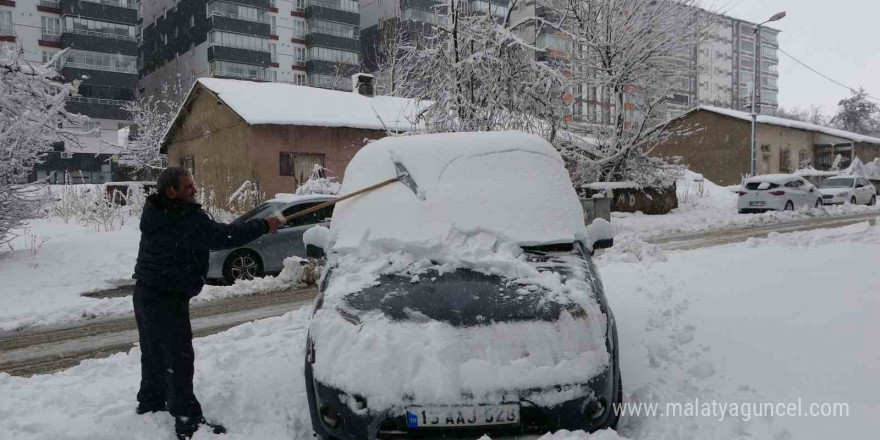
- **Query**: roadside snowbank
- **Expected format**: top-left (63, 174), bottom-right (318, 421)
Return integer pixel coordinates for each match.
top-left (613, 171), bottom-right (880, 240)
top-left (2, 224), bottom-right (877, 439)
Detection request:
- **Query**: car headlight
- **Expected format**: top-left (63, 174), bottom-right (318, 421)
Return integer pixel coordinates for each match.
top-left (837, 192), bottom-right (849, 197)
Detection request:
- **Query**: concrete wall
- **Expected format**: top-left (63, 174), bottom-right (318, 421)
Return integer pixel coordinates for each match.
top-left (754, 122), bottom-right (813, 175)
top-left (246, 124), bottom-right (387, 197)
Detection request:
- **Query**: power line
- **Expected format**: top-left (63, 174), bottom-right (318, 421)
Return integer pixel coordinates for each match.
top-left (777, 47), bottom-right (880, 102)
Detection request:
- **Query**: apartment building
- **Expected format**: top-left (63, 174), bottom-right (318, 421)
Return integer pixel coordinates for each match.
top-left (0, 0), bottom-right (137, 182)
top-left (695, 13), bottom-right (780, 116)
top-left (139, 0), bottom-right (360, 94)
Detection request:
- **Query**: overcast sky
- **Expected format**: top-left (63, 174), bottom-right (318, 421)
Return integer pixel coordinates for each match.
top-left (711, 0), bottom-right (880, 115)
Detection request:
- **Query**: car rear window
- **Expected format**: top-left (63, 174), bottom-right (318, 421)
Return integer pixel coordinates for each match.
top-left (745, 182), bottom-right (780, 190)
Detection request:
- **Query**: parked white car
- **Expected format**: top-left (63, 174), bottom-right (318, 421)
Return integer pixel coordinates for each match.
top-left (818, 176), bottom-right (877, 206)
top-left (737, 174), bottom-right (822, 213)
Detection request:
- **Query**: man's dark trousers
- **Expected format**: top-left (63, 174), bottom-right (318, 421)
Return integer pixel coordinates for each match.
top-left (133, 281), bottom-right (202, 419)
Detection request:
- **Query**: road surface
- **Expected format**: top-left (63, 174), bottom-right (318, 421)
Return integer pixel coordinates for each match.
top-left (2, 210), bottom-right (877, 377)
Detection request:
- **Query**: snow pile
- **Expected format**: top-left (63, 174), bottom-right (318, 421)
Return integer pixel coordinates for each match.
top-left (310, 230), bottom-right (609, 410)
top-left (597, 235), bottom-right (667, 264)
top-left (294, 165), bottom-right (341, 196)
top-left (197, 256), bottom-right (309, 301)
top-left (745, 221), bottom-right (878, 248)
top-left (331, 131), bottom-right (585, 251)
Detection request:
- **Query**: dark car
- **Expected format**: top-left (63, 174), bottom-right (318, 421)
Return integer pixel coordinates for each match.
top-left (302, 131), bottom-right (620, 440)
top-left (305, 241), bottom-right (621, 439)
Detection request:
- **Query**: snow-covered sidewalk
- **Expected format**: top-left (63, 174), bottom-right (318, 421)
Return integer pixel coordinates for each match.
top-left (2, 222), bottom-right (877, 439)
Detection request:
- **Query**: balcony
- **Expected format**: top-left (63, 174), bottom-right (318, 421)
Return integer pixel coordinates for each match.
top-left (209, 10), bottom-right (270, 24)
top-left (80, 0), bottom-right (137, 10)
top-left (308, 0), bottom-right (357, 13)
top-left (65, 27), bottom-right (137, 42)
top-left (68, 96), bottom-right (131, 106)
top-left (40, 0), bottom-right (61, 7)
top-left (63, 61), bottom-right (137, 74)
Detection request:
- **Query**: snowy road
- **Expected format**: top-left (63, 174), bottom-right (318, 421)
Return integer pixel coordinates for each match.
top-left (647, 210), bottom-right (879, 250)
top-left (0, 287), bottom-right (318, 377)
top-left (3, 211), bottom-right (878, 378)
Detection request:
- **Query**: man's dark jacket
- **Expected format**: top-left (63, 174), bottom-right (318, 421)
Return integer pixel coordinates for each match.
top-left (133, 193), bottom-right (268, 293)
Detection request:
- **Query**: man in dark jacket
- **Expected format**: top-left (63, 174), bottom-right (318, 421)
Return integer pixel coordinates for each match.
top-left (132, 167), bottom-right (282, 439)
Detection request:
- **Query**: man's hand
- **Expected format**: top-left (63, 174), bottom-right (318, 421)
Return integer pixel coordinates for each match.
top-left (265, 216), bottom-right (283, 233)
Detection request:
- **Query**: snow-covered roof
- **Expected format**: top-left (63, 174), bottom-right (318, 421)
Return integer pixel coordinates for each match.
top-left (330, 131), bottom-right (585, 251)
top-left (197, 78), bottom-right (421, 131)
top-left (692, 105), bottom-right (880, 145)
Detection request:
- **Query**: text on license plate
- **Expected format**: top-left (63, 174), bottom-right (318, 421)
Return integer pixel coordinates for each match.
top-left (749, 201), bottom-right (765, 206)
top-left (405, 404), bottom-right (520, 428)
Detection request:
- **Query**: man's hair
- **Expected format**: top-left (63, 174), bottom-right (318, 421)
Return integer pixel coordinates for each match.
top-left (157, 167), bottom-right (191, 196)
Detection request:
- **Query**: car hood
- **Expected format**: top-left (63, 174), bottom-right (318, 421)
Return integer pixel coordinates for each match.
top-left (818, 188), bottom-right (851, 195)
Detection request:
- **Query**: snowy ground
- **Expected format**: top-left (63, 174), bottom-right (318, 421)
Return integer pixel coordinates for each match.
top-left (612, 172), bottom-right (880, 240)
top-left (0, 218), bottom-right (307, 332)
top-left (2, 223), bottom-right (876, 439)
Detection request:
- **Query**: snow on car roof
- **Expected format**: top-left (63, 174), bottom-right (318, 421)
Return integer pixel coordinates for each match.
top-left (746, 174), bottom-right (801, 184)
top-left (264, 193), bottom-right (335, 204)
top-left (330, 131), bottom-right (585, 252)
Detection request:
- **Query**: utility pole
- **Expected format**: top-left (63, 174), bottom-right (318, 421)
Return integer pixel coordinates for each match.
top-left (750, 11), bottom-right (786, 177)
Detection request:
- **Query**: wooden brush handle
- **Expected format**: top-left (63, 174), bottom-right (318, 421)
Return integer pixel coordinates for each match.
top-left (284, 176), bottom-right (400, 222)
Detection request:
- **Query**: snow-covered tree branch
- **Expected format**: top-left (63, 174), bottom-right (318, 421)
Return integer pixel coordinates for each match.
top-left (0, 46), bottom-right (87, 245)
top-left (119, 77), bottom-right (191, 171)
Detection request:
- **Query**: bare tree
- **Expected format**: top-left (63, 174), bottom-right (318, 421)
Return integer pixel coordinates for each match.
top-left (830, 87), bottom-right (879, 136)
top-left (777, 105), bottom-right (828, 126)
top-left (0, 46), bottom-right (87, 245)
top-left (526, 0), bottom-right (711, 186)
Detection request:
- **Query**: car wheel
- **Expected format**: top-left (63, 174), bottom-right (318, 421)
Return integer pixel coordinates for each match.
top-left (738, 209), bottom-right (747, 214)
top-left (784, 201), bottom-right (794, 211)
top-left (815, 199), bottom-right (822, 208)
top-left (871, 195), bottom-right (877, 206)
top-left (850, 196), bottom-right (857, 205)
top-left (223, 250), bottom-right (263, 284)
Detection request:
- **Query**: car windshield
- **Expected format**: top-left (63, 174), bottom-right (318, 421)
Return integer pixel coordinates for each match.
top-left (234, 202), bottom-right (285, 223)
top-left (745, 182), bottom-right (780, 190)
top-left (342, 245), bottom-right (580, 326)
top-left (819, 178), bottom-right (854, 188)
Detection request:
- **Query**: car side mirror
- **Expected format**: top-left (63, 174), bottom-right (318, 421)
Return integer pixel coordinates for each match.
top-left (303, 225), bottom-right (332, 259)
top-left (579, 218), bottom-right (615, 252)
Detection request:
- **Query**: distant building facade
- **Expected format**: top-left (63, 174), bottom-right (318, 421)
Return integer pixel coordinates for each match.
top-left (138, 0), bottom-right (361, 96)
top-left (655, 106), bottom-right (880, 186)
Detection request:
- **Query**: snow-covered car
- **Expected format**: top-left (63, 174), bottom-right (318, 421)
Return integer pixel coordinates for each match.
top-left (817, 176), bottom-right (877, 206)
top-left (737, 174), bottom-right (822, 213)
top-left (304, 131), bottom-right (621, 440)
top-left (206, 194), bottom-right (334, 284)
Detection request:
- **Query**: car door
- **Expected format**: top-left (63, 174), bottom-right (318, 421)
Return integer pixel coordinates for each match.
top-left (785, 179), bottom-right (806, 207)
top-left (799, 178), bottom-right (818, 206)
top-left (857, 178), bottom-right (873, 203)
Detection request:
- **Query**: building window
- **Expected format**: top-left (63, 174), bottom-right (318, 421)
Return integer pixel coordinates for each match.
top-left (0, 10), bottom-right (12, 36)
top-left (292, 72), bottom-right (307, 85)
top-left (63, 49), bottom-right (138, 73)
top-left (270, 43), bottom-right (276, 62)
top-left (778, 149), bottom-right (791, 173)
top-left (280, 152), bottom-right (325, 187)
top-left (41, 17), bottom-right (61, 40)
top-left (64, 16), bottom-right (136, 40)
top-left (208, 31), bottom-right (270, 52)
top-left (209, 60), bottom-right (268, 80)
top-left (293, 46), bottom-right (306, 65)
top-left (307, 47), bottom-right (358, 65)
top-left (307, 19), bottom-right (358, 39)
top-left (292, 18), bottom-right (307, 37)
top-left (184, 155), bottom-right (195, 177)
top-left (207, 1), bottom-right (268, 23)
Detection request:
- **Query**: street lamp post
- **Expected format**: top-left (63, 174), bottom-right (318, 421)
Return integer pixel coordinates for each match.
top-left (750, 11), bottom-right (786, 177)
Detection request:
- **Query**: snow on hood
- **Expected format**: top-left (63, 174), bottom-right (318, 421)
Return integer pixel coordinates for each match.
top-left (310, 232), bottom-right (609, 410)
top-left (330, 131), bottom-right (585, 253)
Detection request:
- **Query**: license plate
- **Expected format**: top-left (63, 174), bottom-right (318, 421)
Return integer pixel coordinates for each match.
top-left (405, 404), bottom-right (520, 428)
top-left (749, 201), bottom-right (765, 206)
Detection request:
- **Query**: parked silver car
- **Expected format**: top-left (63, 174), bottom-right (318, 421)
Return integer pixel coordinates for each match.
top-left (206, 194), bottom-right (335, 284)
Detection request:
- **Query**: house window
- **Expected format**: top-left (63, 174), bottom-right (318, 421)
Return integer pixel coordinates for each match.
top-left (280, 152), bottom-right (325, 186)
top-left (778, 148), bottom-right (791, 173)
top-left (0, 10), bottom-right (12, 34)
top-left (184, 154), bottom-right (195, 177)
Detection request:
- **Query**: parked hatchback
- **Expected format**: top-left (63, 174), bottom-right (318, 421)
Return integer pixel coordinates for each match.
top-left (305, 131), bottom-right (620, 440)
top-left (818, 176), bottom-right (877, 206)
top-left (737, 174), bottom-right (822, 213)
top-left (206, 194), bottom-right (334, 284)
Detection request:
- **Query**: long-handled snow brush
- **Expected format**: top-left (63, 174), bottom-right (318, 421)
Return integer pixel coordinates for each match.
top-left (282, 154), bottom-right (423, 224)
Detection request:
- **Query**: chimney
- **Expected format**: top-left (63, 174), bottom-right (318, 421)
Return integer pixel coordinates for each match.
top-left (351, 73), bottom-right (375, 97)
